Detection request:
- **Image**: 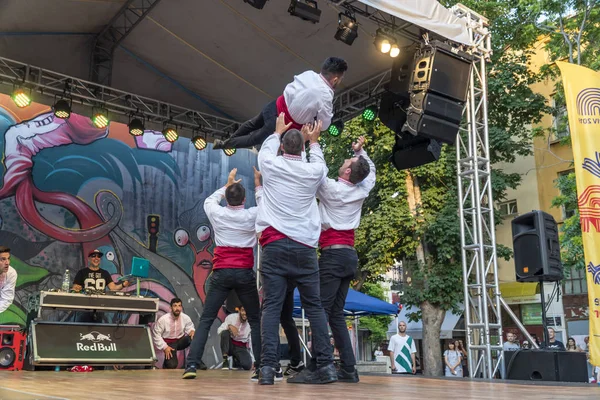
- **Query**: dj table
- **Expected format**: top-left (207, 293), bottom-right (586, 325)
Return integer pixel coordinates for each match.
top-left (31, 291), bottom-right (159, 367)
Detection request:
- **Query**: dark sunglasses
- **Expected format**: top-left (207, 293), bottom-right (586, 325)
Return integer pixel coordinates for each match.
top-left (89, 254), bottom-right (102, 258)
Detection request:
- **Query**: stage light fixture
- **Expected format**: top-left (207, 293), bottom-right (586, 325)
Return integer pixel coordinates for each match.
top-left (362, 105), bottom-right (378, 122)
top-left (11, 87), bottom-right (31, 108)
top-left (288, 0), bottom-right (321, 23)
top-left (92, 108), bottom-right (109, 128)
top-left (224, 148), bottom-right (236, 156)
top-left (244, 0), bottom-right (268, 9)
top-left (328, 120), bottom-right (344, 136)
top-left (192, 135), bottom-right (207, 150)
top-left (334, 12), bottom-right (358, 46)
top-left (128, 116), bottom-right (145, 136)
top-left (390, 44), bottom-right (400, 58)
top-left (162, 125), bottom-right (179, 143)
top-left (53, 98), bottom-right (72, 119)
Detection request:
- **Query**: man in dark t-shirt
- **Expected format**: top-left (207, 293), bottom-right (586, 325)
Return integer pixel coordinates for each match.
top-left (72, 249), bottom-right (129, 323)
top-left (73, 249), bottom-right (129, 293)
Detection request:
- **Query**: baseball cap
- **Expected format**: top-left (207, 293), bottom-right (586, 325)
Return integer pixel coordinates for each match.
top-left (88, 249), bottom-right (104, 257)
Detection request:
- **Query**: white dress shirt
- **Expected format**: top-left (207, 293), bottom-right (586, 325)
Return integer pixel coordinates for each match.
top-left (152, 312), bottom-right (195, 350)
top-left (0, 266), bottom-right (17, 314)
top-left (217, 313), bottom-right (252, 344)
top-left (317, 148), bottom-right (376, 231)
top-left (284, 71), bottom-right (334, 130)
top-left (256, 133), bottom-right (327, 248)
top-left (204, 186), bottom-right (263, 248)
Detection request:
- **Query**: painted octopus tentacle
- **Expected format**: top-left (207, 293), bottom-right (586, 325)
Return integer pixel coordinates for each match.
top-left (15, 177), bottom-right (121, 243)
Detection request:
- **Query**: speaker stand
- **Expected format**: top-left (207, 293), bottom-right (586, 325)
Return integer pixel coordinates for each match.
top-left (539, 280), bottom-right (549, 348)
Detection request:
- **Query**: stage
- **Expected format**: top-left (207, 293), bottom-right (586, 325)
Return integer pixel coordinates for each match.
top-left (0, 370), bottom-right (597, 399)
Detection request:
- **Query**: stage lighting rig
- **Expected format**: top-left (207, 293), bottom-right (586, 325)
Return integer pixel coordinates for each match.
top-left (11, 87), bottom-right (31, 108)
top-left (192, 128), bottom-right (207, 150)
top-left (53, 98), bottom-right (72, 119)
top-left (224, 148), bottom-right (237, 156)
top-left (128, 115), bottom-right (145, 136)
top-left (162, 122), bottom-right (179, 143)
top-left (362, 105), bottom-right (378, 122)
top-left (92, 108), bottom-right (109, 128)
top-left (334, 11), bottom-right (358, 45)
top-left (374, 29), bottom-right (400, 57)
top-left (244, 0), bottom-right (268, 9)
top-left (288, 0), bottom-right (321, 23)
top-left (328, 120), bottom-right (344, 136)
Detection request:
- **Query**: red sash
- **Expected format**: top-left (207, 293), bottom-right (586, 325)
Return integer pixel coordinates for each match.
top-left (276, 95), bottom-right (303, 131)
top-left (319, 228), bottom-right (355, 248)
top-left (213, 247), bottom-right (254, 270)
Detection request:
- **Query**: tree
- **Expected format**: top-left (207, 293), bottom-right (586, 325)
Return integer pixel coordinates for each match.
top-left (320, 0), bottom-right (551, 376)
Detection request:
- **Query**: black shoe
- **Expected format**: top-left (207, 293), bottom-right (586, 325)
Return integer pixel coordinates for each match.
top-left (337, 367), bottom-right (360, 383)
top-left (275, 367), bottom-right (284, 382)
top-left (284, 361), bottom-right (305, 376)
top-left (287, 363), bottom-right (338, 384)
top-left (222, 356), bottom-right (230, 370)
top-left (250, 369), bottom-right (259, 382)
top-left (212, 139), bottom-right (226, 150)
top-left (259, 366), bottom-right (276, 385)
top-left (182, 364), bottom-right (197, 379)
top-left (198, 361), bottom-right (207, 371)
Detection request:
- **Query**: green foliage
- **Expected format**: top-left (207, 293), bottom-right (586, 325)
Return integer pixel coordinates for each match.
top-left (551, 172), bottom-right (584, 271)
top-left (11, 256), bottom-right (50, 288)
top-left (358, 282), bottom-right (392, 343)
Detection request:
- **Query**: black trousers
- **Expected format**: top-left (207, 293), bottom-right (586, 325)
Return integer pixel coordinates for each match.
top-left (280, 284), bottom-right (302, 366)
top-left (260, 238), bottom-right (332, 369)
top-left (225, 100), bottom-right (277, 149)
top-left (220, 330), bottom-right (253, 370)
top-left (311, 248), bottom-right (358, 369)
top-left (163, 335), bottom-right (192, 369)
top-left (187, 268), bottom-right (261, 369)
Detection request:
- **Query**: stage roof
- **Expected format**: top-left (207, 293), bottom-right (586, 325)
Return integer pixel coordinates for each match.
top-left (0, 0), bottom-right (469, 125)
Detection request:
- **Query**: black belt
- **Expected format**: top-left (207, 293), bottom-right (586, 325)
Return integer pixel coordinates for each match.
top-left (321, 244), bottom-right (354, 251)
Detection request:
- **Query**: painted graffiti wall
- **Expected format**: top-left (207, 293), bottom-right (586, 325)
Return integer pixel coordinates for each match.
top-left (0, 94), bottom-right (257, 368)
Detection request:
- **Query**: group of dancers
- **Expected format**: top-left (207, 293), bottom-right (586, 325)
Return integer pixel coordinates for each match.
top-left (182, 57), bottom-right (376, 385)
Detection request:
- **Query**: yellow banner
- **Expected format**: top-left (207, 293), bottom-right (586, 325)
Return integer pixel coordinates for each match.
top-left (557, 61), bottom-right (600, 366)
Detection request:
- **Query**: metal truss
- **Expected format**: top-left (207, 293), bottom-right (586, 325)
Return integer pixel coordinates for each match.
top-left (333, 70), bottom-right (390, 122)
top-left (453, 4), bottom-right (502, 379)
top-left (91, 0), bottom-right (163, 85)
top-left (0, 56), bottom-right (239, 137)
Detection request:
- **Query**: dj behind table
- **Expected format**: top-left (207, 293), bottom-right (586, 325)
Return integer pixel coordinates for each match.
top-left (29, 253), bottom-right (159, 368)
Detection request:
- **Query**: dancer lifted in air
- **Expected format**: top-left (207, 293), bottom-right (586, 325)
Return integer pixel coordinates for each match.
top-left (213, 57), bottom-right (347, 150)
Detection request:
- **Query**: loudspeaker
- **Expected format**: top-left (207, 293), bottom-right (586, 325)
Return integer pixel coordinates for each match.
top-left (512, 210), bottom-right (563, 282)
top-left (389, 134), bottom-right (441, 171)
top-left (401, 40), bottom-right (472, 145)
top-left (0, 329), bottom-right (26, 371)
top-left (506, 350), bottom-right (588, 382)
top-left (379, 91), bottom-right (409, 133)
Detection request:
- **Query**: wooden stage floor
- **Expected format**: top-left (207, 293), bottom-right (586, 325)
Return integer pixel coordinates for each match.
top-left (0, 370), bottom-right (598, 400)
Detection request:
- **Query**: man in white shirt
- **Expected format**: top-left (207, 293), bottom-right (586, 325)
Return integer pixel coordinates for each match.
top-left (152, 297), bottom-right (195, 369)
top-left (256, 114), bottom-right (336, 385)
top-left (0, 246), bottom-right (17, 314)
top-left (217, 307), bottom-right (253, 371)
top-left (388, 321), bottom-right (417, 374)
top-left (308, 136), bottom-right (375, 383)
top-left (183, 168), bottom-right (263, 380)
top-left (213, 57), bottom-right (347, 150)
top-left (503, 332), bottom-right (520, 351)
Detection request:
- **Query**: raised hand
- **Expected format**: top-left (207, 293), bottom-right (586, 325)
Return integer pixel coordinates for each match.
top-left (301, 122), bottom-right (313, 142)
top-left (307, 120), bottom-right (323, 144)
top-left (253, 166), bottom-right (262, 186)
top-left (352, 136), bottom-right (366, 152)
top-left (275, 112), bottom-right (293, 135)
top-left (226, 168), bottom-right (242, 187)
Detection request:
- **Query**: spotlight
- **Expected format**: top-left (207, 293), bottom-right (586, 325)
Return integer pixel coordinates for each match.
top-left (162, 125), bottom-right (179, 143)
top-left (53, 98), bottom-right (72, 119)
top-left (288, 0), bottom-right (321, 23)
top-left (244, 0), bottom-right (268, 9)
top-left (11, 87), bottom-right (31, 108)
top-left (92, 108), bottom-right (109, 128)
top-left (362, 105), bottom-right (378, 122)
top-left (128, 116), bottom-right (145, 136)
top-left (328, 120), bottom-right (344, 136)
top-left (224, 148), bottom-right (236, 156)
top-left (334, 12), bottom-right (358, 46)
top-left (192, 135), bottom-right (207, 150)
top-left (374, 29), bottom-right (399, 57)
top-left (390, 44), bottom-right (400, 58)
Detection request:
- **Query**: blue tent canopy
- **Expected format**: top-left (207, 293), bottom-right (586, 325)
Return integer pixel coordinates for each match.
top-left (293, 288), bottom-right (398, 317)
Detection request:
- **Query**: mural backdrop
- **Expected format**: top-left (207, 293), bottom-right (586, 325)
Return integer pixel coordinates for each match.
top-left (0, 94), bottom-right (257, 368)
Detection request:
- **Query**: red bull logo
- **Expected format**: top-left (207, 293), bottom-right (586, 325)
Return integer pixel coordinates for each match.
top-left (77, 331), bottom-right (116, 351)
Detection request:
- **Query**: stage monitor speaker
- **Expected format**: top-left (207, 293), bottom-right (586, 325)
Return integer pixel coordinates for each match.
top-left (506, 350), bottom-right (587, 382)
top-left (389, 134), bottom-right (441, 171)
top-left (0, 329), bottom-right (26, 371)
top-left (379, 91), bottom-right (408, 133)
top-left (409, 40), bottom-right (473, 103)
top-left (512, 210), bottom-right (563, 282)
